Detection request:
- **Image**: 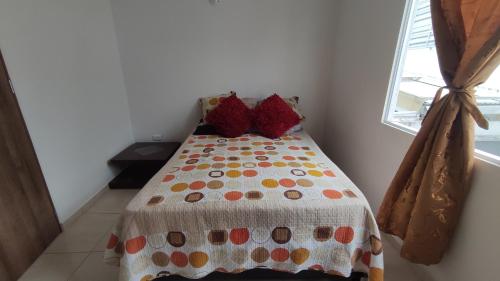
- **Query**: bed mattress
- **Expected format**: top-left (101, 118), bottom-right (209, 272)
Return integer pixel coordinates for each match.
top-left (104, 131), bottom-right (384, 281)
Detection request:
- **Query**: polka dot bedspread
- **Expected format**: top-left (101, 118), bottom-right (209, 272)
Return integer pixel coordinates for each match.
top-left (104, 131), bottom-right (384, 281)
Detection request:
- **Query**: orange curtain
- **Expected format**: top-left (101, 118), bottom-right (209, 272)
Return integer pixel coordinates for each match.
top-left (376, 0), bottom-right (500, 264)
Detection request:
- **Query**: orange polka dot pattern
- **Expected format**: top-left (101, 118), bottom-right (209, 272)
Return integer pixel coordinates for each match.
top-left (107, 225), bottom-right (382, 280)
top-left (156, 134), bottom-right (355, 204)
top-left (104, 132), bottom-right (384, 281)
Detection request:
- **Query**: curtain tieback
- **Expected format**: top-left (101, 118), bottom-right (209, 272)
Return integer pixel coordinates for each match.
top-left (429, 86), bottom-right (489, 130)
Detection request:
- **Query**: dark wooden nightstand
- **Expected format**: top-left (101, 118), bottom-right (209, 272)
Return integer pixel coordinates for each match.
top-left (108, 142), bottom-right (180, 189)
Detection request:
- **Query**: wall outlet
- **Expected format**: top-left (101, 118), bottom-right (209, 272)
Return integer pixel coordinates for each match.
top-left (209, 0), bottom-right (222, 5)
top-left (152, 134), bottom-right (163, 142)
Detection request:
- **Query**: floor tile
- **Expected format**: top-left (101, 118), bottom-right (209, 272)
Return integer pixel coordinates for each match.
top-left (68, 252), bottom-right (119, 281)
top-left (45, 213), bottom-right (119, 253)
top-left (18, 253), bottom-right (87, 281)
top-left (93, 232), bottom-right (112, 252)
top-left (87, 188), bottom-right (139, 214)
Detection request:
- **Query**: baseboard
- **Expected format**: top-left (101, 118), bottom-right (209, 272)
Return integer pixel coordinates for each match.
top-left (60, 185), bottom-right (109, 230)
top-left (383, 233), bottom-right (438, 281)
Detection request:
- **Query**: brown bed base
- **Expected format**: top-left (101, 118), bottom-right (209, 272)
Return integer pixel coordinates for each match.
top-left (154, 268), bottom-right (367, 281)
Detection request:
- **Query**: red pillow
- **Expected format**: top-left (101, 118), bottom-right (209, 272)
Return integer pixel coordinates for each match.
top-left (253, 94), bottom-right (300, 138)
top-left (205, 95), bottom-right (252, 138)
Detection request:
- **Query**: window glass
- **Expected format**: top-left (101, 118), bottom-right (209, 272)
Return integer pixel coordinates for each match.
top-left (385, 0), bottom-right (500, 159)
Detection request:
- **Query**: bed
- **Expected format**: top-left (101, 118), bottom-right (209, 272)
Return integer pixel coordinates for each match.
top-left (104, 130), bottom-right (384, 281)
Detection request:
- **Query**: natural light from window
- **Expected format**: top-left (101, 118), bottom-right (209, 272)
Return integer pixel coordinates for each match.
top-left (385, 0), bottom-right (500, 162)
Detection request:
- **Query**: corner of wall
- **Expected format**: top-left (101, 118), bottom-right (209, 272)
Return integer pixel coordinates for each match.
top-left (107, 0), bottom-right (135, 142)
top-left (321, 0), bottom-right (345, 155)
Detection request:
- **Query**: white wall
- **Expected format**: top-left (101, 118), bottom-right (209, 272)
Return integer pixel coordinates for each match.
top-left (0, 0), bottom-right (134, 222)
top-left (2, 1), bottom-right (496, 278)
top-left (325, 0), bottom-right (500, 280)
top-left (110, 0), bottom-right (338, 146)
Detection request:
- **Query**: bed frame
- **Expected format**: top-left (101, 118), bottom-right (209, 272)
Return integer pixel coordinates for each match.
top-left (155, 269), bottom-right (367, 281)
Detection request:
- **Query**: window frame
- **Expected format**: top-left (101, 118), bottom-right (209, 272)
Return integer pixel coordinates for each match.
top-left (382, 0), bottom-right (500, 167)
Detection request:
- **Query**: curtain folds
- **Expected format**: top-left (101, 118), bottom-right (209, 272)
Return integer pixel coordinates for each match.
top-left (376, 0), bottom-right (500, 264)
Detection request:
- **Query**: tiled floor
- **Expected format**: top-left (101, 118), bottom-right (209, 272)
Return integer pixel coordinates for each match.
top-left (20, 188), bottom-right (422, 281)
top-left (19, 189), bottom-right (137, 281)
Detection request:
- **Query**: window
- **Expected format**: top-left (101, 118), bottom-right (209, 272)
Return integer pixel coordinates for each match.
top-left (384, 0), bottom-right (500, 163)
